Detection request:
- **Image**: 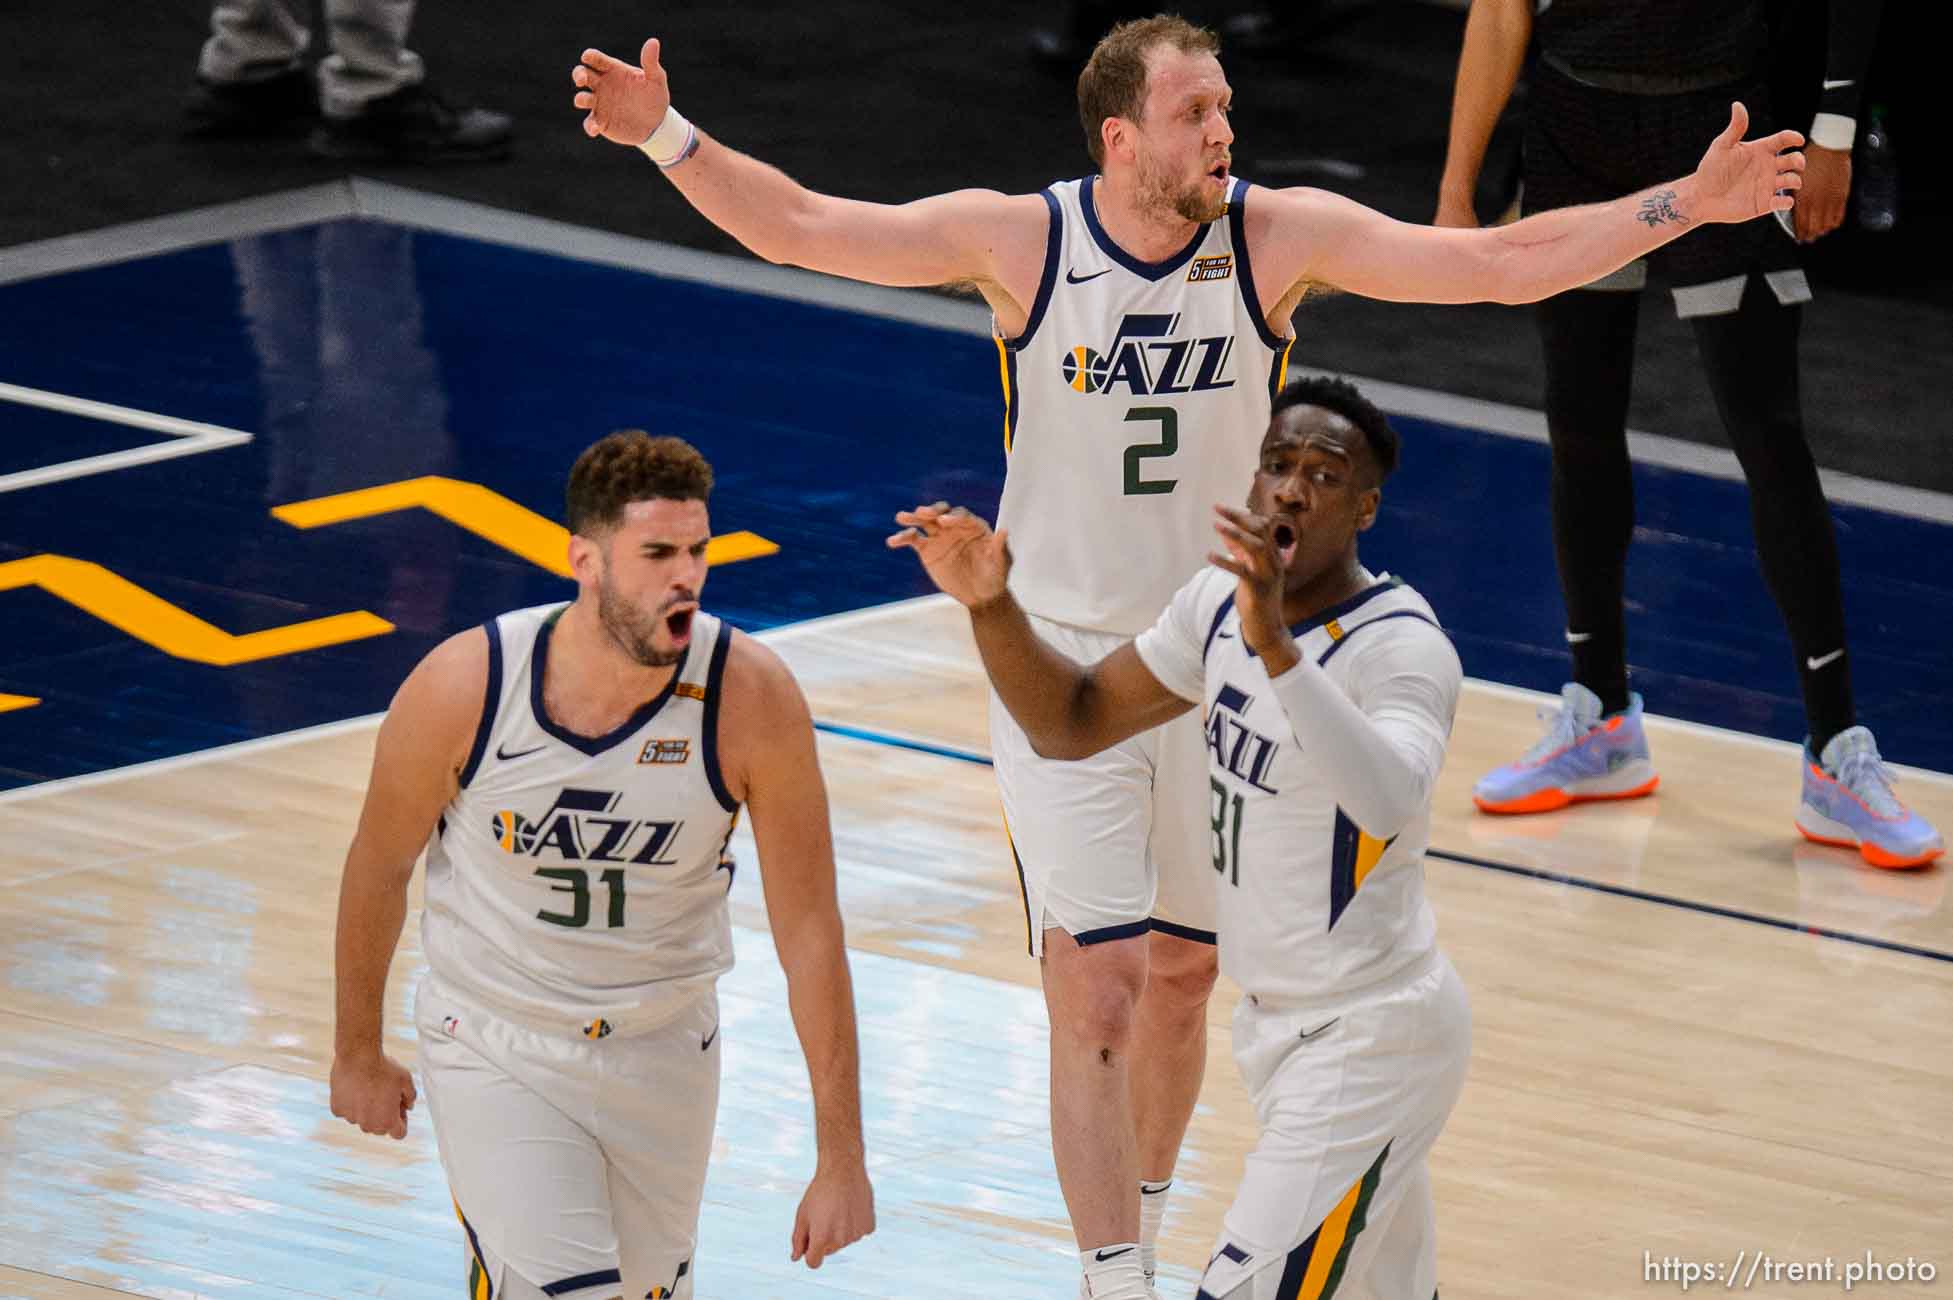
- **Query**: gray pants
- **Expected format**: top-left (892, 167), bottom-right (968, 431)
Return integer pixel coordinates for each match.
top-left (198, 0), bottom-right (421, 117)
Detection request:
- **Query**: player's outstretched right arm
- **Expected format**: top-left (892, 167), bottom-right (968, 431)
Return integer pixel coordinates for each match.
top-left (572, 40), bottom-right (1048, 295)
top-left (887, 503), bottom-right (1193, 759)
top-left (329, 628), bottom-right (484, 1141)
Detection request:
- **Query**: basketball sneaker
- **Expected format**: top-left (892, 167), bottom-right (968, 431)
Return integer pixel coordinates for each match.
top-left (1796, 726), bottom-right (1943, 868)
top-left (1472, 683), bottom-right (1659, 814)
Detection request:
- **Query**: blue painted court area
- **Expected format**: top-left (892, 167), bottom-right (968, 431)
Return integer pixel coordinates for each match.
top-left (1, 214), bottom-right (1948, 789)
top-left (0, 406), bottom-right (164, 475)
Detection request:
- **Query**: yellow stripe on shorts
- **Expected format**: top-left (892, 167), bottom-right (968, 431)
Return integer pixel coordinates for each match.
top-left (454, 1198), bottom-right (493, 1300)
top-left (1284, 1141), bottom-right (1391, 1300)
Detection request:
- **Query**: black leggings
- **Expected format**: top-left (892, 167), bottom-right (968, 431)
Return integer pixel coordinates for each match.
top-left (1536, 283), bottom-right (1854, 750)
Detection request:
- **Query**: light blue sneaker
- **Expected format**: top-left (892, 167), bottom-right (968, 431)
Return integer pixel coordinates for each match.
top-left (1473, 683), bottom-right (1660, 814)
top-left (1796, 726), bottom-right (1944, 869)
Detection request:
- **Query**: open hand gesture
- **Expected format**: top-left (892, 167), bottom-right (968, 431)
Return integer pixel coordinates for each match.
top-left (1210, 504), bottom-right (1299, 674)
top-left (1689, 102), bottom-right (1805, 225)
top-left (886, 502), bottom-right (1011, 610)
top-left (572, 38), bottom-right (671, 145)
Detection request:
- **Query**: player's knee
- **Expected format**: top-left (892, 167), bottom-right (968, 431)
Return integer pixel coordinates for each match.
top-left (1066, 981), bottom-right (1142, 1057)
top-left (1048, 955), bottom-right (1146, 1054)
top-left (1146, 935), bottom-right (1219, 1011)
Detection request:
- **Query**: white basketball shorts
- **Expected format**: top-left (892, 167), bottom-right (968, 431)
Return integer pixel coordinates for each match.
top-left (1197, 953), bottom-right (1471, 1300)
top-left (416, 973), bottom-right (721, 1300)
top-left (988, 612), bottom-right (1217, 957)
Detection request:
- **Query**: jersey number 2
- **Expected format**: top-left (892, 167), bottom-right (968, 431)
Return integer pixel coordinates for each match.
top-left (536, 866), bottom-right (627, 928)
top-left (1123, 406), bottom-right (1179, 496)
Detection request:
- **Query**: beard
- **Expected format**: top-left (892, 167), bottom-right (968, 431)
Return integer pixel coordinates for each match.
top-left (1137, 146), bottom-right (1227, 224)
top-left (596, 568), bottom-right (685, 668)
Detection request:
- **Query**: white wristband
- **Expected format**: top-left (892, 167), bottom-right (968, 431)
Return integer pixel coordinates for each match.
top-left (1809, 112), bottom-right (1856, 152)
top-left (637, 106), bottom-right (698, 168)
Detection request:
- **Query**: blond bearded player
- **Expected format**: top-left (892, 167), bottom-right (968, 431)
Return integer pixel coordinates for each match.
top-left (327, 433), bottom-right (874, 1299)
top-left (571, 17), bottom-right (1803, 1296)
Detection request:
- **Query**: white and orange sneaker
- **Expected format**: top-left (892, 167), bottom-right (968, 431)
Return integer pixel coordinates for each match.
top-left (1796, 726), bottom-right (1944, 869)
top-left (1473, 683), bottom-right (1660, 815)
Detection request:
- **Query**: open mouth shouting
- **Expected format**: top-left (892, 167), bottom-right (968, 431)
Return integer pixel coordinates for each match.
top-left (1271, 518), bottom-right (1299, 568)
top-left (663, 603), bottom-right (698, 646)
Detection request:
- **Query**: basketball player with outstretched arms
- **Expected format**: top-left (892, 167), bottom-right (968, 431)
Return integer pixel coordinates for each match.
top-left (572, 18), bottom-right (1800, 1296)
top-left (327, 432), bottom-right (874, 1300)
top-left (891, 376), bottom-right (1469, 1300)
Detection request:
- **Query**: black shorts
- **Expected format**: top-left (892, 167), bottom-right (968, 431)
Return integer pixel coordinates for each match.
top-left (1522, 60), bottom-right (1806, 308)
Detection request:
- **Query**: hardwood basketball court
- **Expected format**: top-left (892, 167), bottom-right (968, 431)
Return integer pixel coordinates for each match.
top-left (2, 595), bottom-right (1947, 1298)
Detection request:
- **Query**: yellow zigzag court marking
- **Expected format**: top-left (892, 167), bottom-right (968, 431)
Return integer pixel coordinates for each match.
top-left (272, 476), bottom-right (779, 574)
top-left (0, 555), bottom-right (393, 666)
top-left (0, 479), bottom-right (777, 713)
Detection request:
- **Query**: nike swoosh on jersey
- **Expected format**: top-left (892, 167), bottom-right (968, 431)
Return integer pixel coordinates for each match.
top-left (1806, 648), bottom-right (1845, 671)
top-left (1065, 266), bottom-right (1113, 284)
top-left (1297, 1016), bottom-right (1341, 1041)
top-left (701, 1024), bottom-right (719, 1051)
top-left (495, 741), bottom-right (547, 761)
top-left (1822, 78), bottom-right (1855, 90)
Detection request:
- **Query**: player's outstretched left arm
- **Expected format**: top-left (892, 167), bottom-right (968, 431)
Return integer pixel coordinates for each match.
top-left (1257, 102), bottom-right (1804, 306)
top-left (719, 635), bottom-right (874, 1269)
top-left (888, 502), bottom-right (1193, 759)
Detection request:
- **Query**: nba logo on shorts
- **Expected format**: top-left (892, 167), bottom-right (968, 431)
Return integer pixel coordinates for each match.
top-left (441, 1015), bottom-right (461, 1036)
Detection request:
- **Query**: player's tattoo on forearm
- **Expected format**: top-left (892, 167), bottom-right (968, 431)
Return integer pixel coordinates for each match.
top-left (1635, 189), bottom-right (1689, 228)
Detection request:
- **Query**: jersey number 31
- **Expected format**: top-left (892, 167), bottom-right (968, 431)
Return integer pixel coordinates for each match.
top-left (536, 866), bottom-right (627, 928)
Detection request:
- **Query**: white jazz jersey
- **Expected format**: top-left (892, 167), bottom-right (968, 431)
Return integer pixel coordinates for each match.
top-left (996, 175), bottom-right (1294, 635)
top-left (421, 602), bottom-right (740, 1037)
top-left (1135, 570), bottom-right (1459, 1010)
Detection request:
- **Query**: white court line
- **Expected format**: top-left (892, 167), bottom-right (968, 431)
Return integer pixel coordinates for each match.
top-left (0, 829), bottom-right (253, 888)
top-left (0, 183), bottom-right (357, 287)
top-left (783, 596), bottom-right (1953, 791)
top-left (4, 180), bottom-right (1950, 522)
top-left (0, 381), bottom-right (253, 493)
top-left (752, 592), bottom-right (951, 645)
top-left (1282, 365), bottom-right (1953, 527)
top-left (15, 590), bottom-right (1937, 808)
top-left (0, 714), bottom-right (384, 807)
top-left (0, 600), bottom-right (937, 805)
top-left (303, 185), bottom-right (1953, 527)
top-left (348, 179), bottom-right (992, 337)
top-left (1, 190), bottom-right (1948, 793)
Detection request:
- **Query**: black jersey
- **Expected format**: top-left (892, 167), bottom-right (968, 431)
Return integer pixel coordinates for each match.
top-left (1534, 0), bottom-right (1768, 87)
